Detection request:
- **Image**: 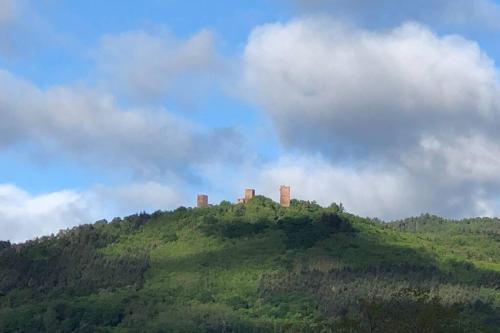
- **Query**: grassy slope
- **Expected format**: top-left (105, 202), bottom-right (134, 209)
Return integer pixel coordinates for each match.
top-left (1, 199), bottom-right (499, 332)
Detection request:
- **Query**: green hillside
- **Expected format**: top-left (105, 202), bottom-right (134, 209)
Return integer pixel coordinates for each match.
top-left (0, 197), bottom-right (499, 332)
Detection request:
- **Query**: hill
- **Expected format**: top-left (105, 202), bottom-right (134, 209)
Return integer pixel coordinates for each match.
top-left (0, 197), bottom-right (499, 332)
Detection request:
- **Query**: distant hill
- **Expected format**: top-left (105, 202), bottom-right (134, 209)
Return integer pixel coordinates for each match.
top-left (0, 196), bottom-right (499, 332)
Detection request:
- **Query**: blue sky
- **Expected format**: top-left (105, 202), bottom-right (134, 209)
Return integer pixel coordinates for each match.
top-left (2, 0), bottom-right (500, 242)
top-left (0, 0), bottom-right (288, 189)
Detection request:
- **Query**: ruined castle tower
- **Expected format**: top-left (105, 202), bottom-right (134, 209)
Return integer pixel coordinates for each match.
top-left (244, 189), bottom-right (255, 201)
top-left (197, 194), bottom-right (208, 208)
top-left (237, 188), bottom-right (255, 204)
top-left (280, 186), bottom-right (290, 208)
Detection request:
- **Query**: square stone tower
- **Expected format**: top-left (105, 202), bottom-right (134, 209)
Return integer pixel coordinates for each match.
top-left (280, 186), bottom-right (290, 208)
top-left (197, 194), bottom-right (208, 208)
top-left (244, 189), bottom-right (255, 201)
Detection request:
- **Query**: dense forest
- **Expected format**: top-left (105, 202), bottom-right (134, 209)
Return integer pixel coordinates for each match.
top-left (0, 196), bottom-right (499, 332)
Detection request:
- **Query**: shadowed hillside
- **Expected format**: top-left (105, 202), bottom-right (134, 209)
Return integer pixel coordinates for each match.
top-left (1, 197), bottom-right (499, 332)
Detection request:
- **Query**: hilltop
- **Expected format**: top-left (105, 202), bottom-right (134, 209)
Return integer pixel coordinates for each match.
top-left (0, 196), bottom-right (499, 332)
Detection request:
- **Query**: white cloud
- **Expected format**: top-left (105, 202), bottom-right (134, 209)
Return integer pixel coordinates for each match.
top-left (253, 156), bottom-right (412, 218)
top-left (0, 184), bottom-right (91, 243)
top-left (248, 155), bottom-right (500, 220)
top-left (95, 29), bottom-right (221, 102)
top-left (407, 134), bottom-right (500, 183)
top-left (0, 182), bottom-right (185, 243)
top-left (244, 19), bottom-right (500, 158)
top-left (242, 18), bottom-right (500, 219)
top-left (0, 69), bottom-right (242, 177)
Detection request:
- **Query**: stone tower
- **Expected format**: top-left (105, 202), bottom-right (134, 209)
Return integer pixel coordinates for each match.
top-left (197, 194), bottom-right (208, 208)
top-left (280, 186), bottom-right (290, 208)
top-left (244, 189), bottom-right (255, 201)
top-left (237, 188), bottom-right (256, 204)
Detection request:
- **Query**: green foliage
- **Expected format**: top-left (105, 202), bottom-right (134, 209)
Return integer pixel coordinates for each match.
top-left (0, 199), bottom-right (499, 332)
top-left (277, 212), bottom-right (354, 249)
top-left (0, 222), bottom-right (149, 298)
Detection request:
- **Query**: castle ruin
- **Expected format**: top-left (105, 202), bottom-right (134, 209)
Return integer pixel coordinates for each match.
top-left (197, 186), bottom-right (291, 208)
top-left (245, 189), bottom-right (255, 201)
top-left (280, 185), bottom-right (290, 208)
top-left (237, 188), bottom-right (255, 204)
top-left (197, 194), bottom-right (208, 208)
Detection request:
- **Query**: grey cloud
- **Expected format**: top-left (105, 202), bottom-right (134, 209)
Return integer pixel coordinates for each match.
top-left (292, 0), bottom-right (500, 30)
top-left (0, 0), bottom-right (51, 59)
top-left (0, 0), bottom-right (20, 56)
top-left (0, 0), bottom-right (17, 25)
top-left (0, 70), bottom-right (242, 177)
top-left (95, 29), bottom-right (222, 103)
top-left (443, 0), bottom-right (500, 29)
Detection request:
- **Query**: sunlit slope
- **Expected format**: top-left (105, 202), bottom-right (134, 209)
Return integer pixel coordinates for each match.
top-left (1, 197), bottom-right (499, 332)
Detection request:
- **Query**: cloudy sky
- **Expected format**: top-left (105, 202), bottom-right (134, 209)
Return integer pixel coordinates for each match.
top-left (2, 0), bottom-right (500, 242)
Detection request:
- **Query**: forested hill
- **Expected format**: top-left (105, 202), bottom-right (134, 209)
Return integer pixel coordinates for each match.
top-left (0, 197), bottom-right (499, 332)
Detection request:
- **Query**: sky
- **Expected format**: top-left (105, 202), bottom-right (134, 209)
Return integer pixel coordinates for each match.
top-left (2, 0), bottom-right (500, 242)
